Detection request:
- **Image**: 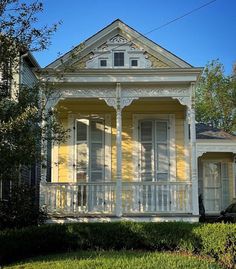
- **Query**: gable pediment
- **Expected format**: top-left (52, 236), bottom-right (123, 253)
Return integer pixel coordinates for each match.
top-left (47, 20), bottom-right (191, 70)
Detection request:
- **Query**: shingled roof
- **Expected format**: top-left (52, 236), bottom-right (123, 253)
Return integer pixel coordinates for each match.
top-left (196, 123), bottom-right (236, 140)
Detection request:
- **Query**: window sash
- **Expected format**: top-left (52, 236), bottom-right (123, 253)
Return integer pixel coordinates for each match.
top-left (139, 120), bottom-right (170, 182)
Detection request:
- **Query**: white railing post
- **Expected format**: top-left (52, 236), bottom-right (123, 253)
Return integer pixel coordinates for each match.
top-left (190, 82), bottom-right (199, 216)
top-left (115, 83), bottom-right (123, 217)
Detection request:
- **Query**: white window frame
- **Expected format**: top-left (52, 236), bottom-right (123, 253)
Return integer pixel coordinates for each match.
top-left (133, 114), bottom-right (176, 181)
top-left (66, 114), bottom-right (111, 182)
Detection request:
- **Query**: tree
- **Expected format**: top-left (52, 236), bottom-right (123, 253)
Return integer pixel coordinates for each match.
top-left (0, 1), bottom-right (68, 227)
top-left (196, 60), bottom-right (236, 134)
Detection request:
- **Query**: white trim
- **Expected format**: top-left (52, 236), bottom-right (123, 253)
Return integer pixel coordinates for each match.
top-left (133, 114), bottom-right (176, 181)
top-left (196, 141), bottom-right (236, 158)
top-left (184, 110), bottom-right (190, 181)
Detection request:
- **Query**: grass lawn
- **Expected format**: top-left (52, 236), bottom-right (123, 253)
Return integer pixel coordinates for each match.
top-left (5, 251), bottom-right (222, 269)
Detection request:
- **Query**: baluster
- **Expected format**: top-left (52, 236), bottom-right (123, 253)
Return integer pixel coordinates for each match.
top-left (171, 184), bottom-right (174, 212)
top-left (166, 184), bottom-right (169, 212)
top-left (161, 185), bottom-right (164, 212)
top-left (151, 185), bottom-right (154, 212)
top-left (52, 186), bottom-right (56, 213)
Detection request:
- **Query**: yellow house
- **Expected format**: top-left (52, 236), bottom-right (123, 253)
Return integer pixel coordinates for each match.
top-left (39, 20), bottom-right (236, 222)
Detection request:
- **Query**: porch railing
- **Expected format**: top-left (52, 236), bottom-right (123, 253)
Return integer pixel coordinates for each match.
top-left (40, 181), bottom-right (192, 215)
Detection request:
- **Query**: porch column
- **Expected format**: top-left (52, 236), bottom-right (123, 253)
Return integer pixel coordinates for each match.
top-left (190, 82), bottom-right (199, 216)
top-left (115, 83), bottom-right (122, 217)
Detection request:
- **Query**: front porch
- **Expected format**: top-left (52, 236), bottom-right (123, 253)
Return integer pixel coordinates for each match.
top-left (39, 69), bottom-right (202, 222)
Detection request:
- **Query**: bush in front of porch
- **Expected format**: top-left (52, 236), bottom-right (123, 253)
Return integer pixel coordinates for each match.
top-left (0, 222), bottom-right (235, 268)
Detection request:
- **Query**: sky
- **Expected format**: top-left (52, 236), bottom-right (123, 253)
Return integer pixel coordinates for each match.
top-left (33, 0), bottom-right (236, 74)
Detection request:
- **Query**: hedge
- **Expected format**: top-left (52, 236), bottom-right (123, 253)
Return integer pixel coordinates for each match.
top-left (0, 222), bottom-right (235, 268)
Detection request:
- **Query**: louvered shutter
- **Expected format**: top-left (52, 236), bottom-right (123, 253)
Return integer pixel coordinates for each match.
top-left (155, 121), bottom-right (169, 181)
top-left (90, 119), bottom-right (104, 182)
top-left (221, 162), bottom-right (229, 209)
top-left (139, 121), bottom-right (154, 181)
top-left (76, 119), bottom-right (89, 181)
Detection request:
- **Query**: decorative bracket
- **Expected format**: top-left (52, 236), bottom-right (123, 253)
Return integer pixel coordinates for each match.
top-left (172, 96), bottom-right (191, 108)
top-left (100, 83), bottom-right (140, 110)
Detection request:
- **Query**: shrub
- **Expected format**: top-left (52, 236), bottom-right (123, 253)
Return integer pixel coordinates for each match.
top-left (0, 222), bottom-right (235, 268)
top-left (0, 183), bottom-right (46, 229)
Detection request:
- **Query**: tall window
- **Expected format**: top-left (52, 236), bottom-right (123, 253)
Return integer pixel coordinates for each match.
top-left (114, 52), bottom-right (124, 67)
top-left (202, 162), bottom-right (229, 213)
top-left (139, 120), bottom-right (169, 181)
top-left (76, 118), bottom-right (105, 182)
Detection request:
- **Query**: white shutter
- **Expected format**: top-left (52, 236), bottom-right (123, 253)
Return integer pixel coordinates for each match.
top-left (221, 162), bottom-right (229, 209)
top-left (155, 121), bottom-right (169, 181)
top-left (90, 119), bottom-right (104, 182)
top-left (139, 121), bottom-right (154, 181)
top-left (76, 119), bottom-right (89, 182)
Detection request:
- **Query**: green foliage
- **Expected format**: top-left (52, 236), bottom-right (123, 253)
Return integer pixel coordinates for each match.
top-left (0, 222), bottom-right (235, 268)
top-left (0, 0), bottom-right (60, 64)
top-left (196, 60), bottom-right (236, 134)
top-left (4, 251), bottom-right (222, 269)
top-left (0, 84), bottom-right (69, 180)
top-left (0, 183), bottom-right (46, 229)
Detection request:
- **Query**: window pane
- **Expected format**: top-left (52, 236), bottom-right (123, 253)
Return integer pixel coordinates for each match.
top-left (91, 172), bottom-right (103, 182)
top-left (156, 144), bottom-right (168, 171)
top-left (141, 172), bottom-right (152, 181)
top-left (76, 143), bottom-right (87, 170)
top-left (91, 120), bottom-right (104, 142)
top-left (156, 173), bottom-right (168, 181)
top-left (77, 121), bottom-right (87, 141)
top-left (131, 59), bottom-right (138, 66)
top-left (91, 143), bottom-right (104, 170)
top-left (156, 122), bottom-right (167, 142)
top-left (114, 52), bottom-right (124, 66)
top-left (77, 171), bottom-right (87, 181)
top-left (141, 143), bottom-right (152, 171)
top-left (140, 121), bottom-right (152, 141)
top-left (100, 60), bottom-right (107, 67)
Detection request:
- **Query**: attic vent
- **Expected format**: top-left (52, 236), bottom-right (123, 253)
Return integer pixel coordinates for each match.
top-left (109, 35), bottom-right (128, 44)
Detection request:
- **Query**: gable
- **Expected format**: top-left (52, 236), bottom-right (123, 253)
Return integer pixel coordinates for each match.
top-left (47, 19), bottom-right (192, 70)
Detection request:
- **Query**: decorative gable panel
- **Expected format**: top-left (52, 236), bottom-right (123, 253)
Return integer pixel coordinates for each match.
top-left (71, 34), bottom-right (171, 69)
